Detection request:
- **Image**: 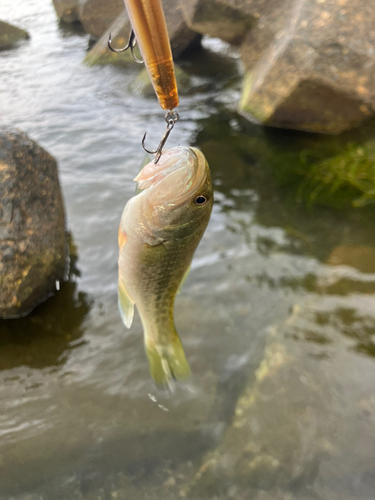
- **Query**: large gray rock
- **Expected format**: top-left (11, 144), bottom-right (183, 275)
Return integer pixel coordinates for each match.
top-left (0, 20), bottom-right (29, 49)
top-left (240, 0), bottom-right (375, 134)
top-left (188, 294), bottom-right (375, 498)
top-left (52, 0), bottom-right (80, 23)
top-left (239, 0), bottom-right (293, 69)
top-left (179, 0), bottom-right (256, 45)
top-left (78, 0), bottom-right (125, 38)
top-left (0, 129), bottom-right (67, 318)
top-left (84, 1), bottom-right (201, 66)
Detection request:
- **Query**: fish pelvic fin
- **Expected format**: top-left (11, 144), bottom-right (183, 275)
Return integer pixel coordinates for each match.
top-left (118, 279), bottom-right (134, 328)
top-left (177, 264), bottom-right (191, 295)
top-left (145, 332), bottom-right (190, 387)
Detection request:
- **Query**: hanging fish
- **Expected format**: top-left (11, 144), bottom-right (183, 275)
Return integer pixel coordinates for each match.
top-left (118, 147), bottom-right (213, 386)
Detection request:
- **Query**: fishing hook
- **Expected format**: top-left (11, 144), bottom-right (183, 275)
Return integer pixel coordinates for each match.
top-left (142, 110), bottom-right (179, 164)
top-left (108, 29), bottom-right (144, 64)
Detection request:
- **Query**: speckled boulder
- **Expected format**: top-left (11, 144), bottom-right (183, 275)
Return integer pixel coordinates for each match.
top-left (78, 0), bottom-right (124, 38)
top-left (240, 0), bottom-right (375, 134)
top-left (0, 129), bottom-right (67, 318)
top-left (85, 1), bottom-right (201, 67)
top-left (179, 0), bottom-right (256, 45)
top-left (0, 20), bottom-right (29, 49)
top-left (52, 0), bottom-right (80, 23)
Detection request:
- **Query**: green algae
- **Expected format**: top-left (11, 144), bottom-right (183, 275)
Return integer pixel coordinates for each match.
top-left (211, 111), bottom-right (375, 210)
top-left (298, 141), bottom-right (375, 207)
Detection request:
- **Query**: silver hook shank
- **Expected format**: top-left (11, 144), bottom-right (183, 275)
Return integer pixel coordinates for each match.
top-left (142, 111), bottom-right (179, 164)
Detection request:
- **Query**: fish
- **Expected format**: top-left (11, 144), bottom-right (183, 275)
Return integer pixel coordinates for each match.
top-left (118, 147), bottom-right (213, 386)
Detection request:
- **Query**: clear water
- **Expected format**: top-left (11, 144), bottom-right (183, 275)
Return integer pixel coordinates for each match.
top-left (1, 1), bottom-right (375, 499)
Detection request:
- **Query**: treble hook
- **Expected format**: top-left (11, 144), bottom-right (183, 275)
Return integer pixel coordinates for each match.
top-left (142, 111), bottom-right (179, 164)
top-left (108, 29), bottom-right (144, 64)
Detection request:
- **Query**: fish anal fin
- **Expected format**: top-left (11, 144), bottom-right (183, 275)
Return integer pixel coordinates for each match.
top-left (145, 334), bottom-right (190, 387)
top-left (118, 279), bottom-right (134, 328)
top-left (177, 264), bottom-right (191, 294)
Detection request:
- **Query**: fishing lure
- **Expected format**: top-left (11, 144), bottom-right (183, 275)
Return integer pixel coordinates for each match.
top-left (109, 0), bottom-right (179, 163)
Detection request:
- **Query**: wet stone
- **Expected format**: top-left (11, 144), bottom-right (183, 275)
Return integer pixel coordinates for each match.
top-left (0, 129), bottom-right (68, 318)
top-left (0, 20), bottom-right (29, 49)
top-left (240, 0), bottom-right (375, 134)
top-left (180, 0), bottom-right (256, 45)
top-left (52, 0), bottom-right (80, 24)
top-left (78, 0), bottom-right (127, 39)
top-left (189, 293), bottom-right (375, 498)
top-left (326, 245), bottom-right (375, 274)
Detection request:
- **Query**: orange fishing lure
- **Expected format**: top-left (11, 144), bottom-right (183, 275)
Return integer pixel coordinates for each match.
top-left (124, 0), bottom-right (179, 111)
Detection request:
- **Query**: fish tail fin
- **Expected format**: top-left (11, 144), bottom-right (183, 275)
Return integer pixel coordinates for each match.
top-left (145, 330), bottom-right (190, 387)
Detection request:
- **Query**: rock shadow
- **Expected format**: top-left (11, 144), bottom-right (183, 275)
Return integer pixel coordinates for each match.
top-left (0, 237), bottom-right (91, 371)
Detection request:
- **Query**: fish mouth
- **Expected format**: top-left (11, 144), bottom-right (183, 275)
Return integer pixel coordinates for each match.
top-left (134, 147), bottom-right (205, 206)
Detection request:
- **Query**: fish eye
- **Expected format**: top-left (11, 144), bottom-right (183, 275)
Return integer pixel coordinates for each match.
top-left (195, 195), bottom-right (207, 206)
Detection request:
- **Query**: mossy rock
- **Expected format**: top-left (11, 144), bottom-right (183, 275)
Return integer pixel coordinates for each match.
top-left (0, 20), bottom-right (29, 49)
top-left (0, 129), bottom-right (67, 318)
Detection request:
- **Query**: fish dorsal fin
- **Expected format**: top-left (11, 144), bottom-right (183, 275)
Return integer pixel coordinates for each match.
top-left (118, 279), bottom-right (135, 328)
top-left (177, 264), bottom-right (191, 294)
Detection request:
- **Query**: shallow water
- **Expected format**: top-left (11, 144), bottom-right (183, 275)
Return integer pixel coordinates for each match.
top-left (1, 1), bottom-right (375, 499)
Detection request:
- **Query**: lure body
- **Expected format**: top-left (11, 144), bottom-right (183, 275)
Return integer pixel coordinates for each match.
top-left (124, 0), bottom-right (179, 110)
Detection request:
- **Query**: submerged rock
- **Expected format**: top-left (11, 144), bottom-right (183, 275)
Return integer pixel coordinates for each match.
top-left (240, 0), bottom-right (375, 134)
top-left (52, 0), bottom-right (80, 23)
top-left (326, 245), bottom-right (375, 274)
top-left (85, 1), bottom-right (201, 66)
top-left (0, 129), bottom-right (67, 318)
top-left (0, 20), bottom-right (29, 49)
top-left (189, 294), bottom-right (375, 498)
top-left (78, 0), bottom-right (124, 38)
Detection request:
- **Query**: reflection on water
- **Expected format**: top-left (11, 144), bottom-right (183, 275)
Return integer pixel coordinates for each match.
top-left (0, 0), bottom-right (375, 499)
top-left (0, 242), bottom-right (91, 371)
top-left (0, 280), bottom-right (90, 371)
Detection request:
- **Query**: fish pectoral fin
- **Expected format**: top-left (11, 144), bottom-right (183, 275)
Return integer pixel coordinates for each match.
top-left (118, 279), bottom-right (135, 328)
top-left (140, 241), bottom-right (168, 263)
top-left (177, 264), bottom-right (191, 295)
